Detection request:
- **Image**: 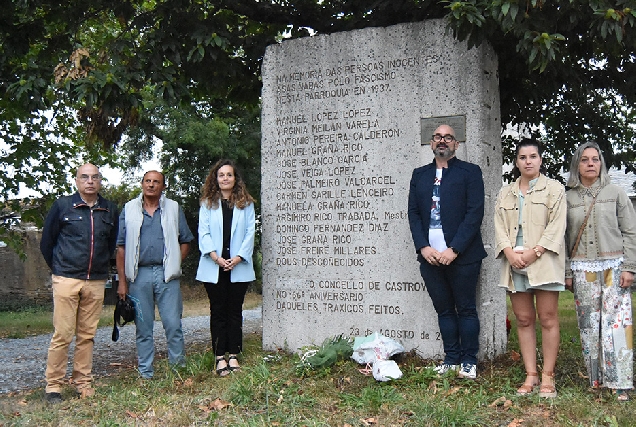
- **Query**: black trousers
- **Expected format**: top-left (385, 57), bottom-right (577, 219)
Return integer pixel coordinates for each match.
top-left (203, 270), bottom-right (249, 356)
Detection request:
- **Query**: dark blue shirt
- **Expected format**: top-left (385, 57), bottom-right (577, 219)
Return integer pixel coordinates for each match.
top-left (40, 192), bottom-right (119, 280)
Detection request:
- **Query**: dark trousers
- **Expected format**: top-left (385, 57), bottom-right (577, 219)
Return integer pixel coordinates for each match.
top-left (203, 270), bottom-right (249, 356)
top-left (419, 259), bottom-right (482, 365)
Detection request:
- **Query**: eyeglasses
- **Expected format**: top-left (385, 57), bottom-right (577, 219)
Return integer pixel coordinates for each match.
top-left (77, 174), bottom-right (102, 182)
top-left (432, 134), bottom-right (456, 143)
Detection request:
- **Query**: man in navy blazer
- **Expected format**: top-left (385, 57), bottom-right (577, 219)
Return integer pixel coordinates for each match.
top-left (408, 124), bottom-right (487, 379)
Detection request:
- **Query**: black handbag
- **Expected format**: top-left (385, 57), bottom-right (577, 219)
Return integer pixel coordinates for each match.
top-left (111, 296), bottom-right (136, 342)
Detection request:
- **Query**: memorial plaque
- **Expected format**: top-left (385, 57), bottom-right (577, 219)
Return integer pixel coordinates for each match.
top-left (421, 116), bottom-right (466, 144)
top-left (261, 20), bottom-right (506, 360)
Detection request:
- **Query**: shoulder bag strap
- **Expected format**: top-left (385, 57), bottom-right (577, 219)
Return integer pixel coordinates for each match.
top-left (570, 193), bottom-right (599, 259)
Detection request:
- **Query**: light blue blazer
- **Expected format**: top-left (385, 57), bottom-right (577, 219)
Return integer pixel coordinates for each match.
top-left (195, 201), bottom-right (256, 284)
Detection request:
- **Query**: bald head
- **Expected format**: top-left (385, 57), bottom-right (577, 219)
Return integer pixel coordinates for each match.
top-left (433, 125), bottom-right (455, 138)
top-left (75, 163), bottom-right (102, 201)
top-left (431, 124), bottom-right (459, 162)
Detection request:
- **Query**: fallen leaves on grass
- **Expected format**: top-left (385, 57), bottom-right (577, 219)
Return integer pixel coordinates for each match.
top-left (334, 376), bottom-right (352, 391)
top-left (199, 398), bottom-right (231, 413)
top-left (444, 386), bottom-right (461, 397)
top-left (489, 396), bottom-right (513, 409)
top-left (510, 350), bottom-right (521, 362)
top-left (577, 370), bottom-right (589, 380)
top-left (508, 418), bottom-right (524, 427)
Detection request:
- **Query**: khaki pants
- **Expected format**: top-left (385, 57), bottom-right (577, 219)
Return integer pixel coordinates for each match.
top-left (45, 275), bottom-right (105, 393)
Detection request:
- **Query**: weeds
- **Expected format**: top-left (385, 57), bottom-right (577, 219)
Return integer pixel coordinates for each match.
top-left (1, 295), bottom-right (635, 426)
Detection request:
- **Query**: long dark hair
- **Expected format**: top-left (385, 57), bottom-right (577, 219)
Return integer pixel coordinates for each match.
top-left (200, 159), bottom-right (254, 209)
top-left (511, 138), bottom-right (548, 179)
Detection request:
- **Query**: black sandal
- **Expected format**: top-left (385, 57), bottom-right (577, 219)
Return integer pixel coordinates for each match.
top-left (228, 355), bottom-right (241, 372)
top-left (215, 357), bottom-right (229, 377)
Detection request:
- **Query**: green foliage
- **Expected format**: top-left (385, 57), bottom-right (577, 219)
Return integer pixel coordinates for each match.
top-left (0, 307), bottom-right (52, 338)
top-left (227, 360), bottom-right (273, 405)
top-left (297, 335), bottom-right (354, 373)
top-left (447, 0), bottom-right (636, 177)
top-left (99, 182), bottom-right (142, 211)
top-left (2, 0), bottom-right (635, 220)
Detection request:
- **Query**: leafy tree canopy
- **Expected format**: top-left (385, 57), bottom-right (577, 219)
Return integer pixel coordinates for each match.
top-left (1, 0), bottom-right (635, 199)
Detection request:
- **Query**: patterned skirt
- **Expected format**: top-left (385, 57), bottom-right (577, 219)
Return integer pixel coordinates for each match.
top-left (572, 260), bottom-right (633, 389)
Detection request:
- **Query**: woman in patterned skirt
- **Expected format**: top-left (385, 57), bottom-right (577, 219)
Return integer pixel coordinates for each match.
top-left (565, 141), bottom-right (636, 401)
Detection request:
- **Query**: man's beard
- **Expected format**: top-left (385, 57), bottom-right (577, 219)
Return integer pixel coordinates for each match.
top-left (434, 145), bottom-right (455, 159)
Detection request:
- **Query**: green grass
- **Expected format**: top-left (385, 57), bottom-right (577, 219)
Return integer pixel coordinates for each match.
top-left (0, 307), bottom-right (55, 339)
top-left (0, 293), bottom-right (634, 426)
top-left (0, 286), bottom-right (261, 338)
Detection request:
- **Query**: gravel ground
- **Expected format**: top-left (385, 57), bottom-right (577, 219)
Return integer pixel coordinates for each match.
top-left (0, 307), bottom-right (262, 395)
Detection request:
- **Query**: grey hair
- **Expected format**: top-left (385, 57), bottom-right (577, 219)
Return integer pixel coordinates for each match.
top-left (566, 141), bottom-right (610, 188)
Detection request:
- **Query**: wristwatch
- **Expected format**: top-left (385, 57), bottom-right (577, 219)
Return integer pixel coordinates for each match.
top-left (533, 247), bottom-right (542, 258)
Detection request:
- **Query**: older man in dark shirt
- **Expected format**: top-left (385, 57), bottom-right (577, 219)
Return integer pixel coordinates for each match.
top-left (40, 163), bottom-right (118, 403)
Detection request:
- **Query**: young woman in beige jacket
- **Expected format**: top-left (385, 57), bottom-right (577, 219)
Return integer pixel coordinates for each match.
top-left (494, 138), bottom-right (566, 398)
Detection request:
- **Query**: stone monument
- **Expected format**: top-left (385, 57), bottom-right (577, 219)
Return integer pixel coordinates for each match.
top-left (260, 20), bottom-right (505, 360)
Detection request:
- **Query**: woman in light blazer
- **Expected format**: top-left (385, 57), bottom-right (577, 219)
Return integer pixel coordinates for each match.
top-left (196, 159), bottom-right (256, 376)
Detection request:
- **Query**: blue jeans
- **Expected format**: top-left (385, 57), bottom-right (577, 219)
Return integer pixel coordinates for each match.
top-left (129, 266), bottom-right (185, 378)
top-left (419, 259), bottom-right (482, 365)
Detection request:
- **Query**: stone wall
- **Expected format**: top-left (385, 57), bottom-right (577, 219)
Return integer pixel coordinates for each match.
top-left (0, 229), bottom-right (52, 310)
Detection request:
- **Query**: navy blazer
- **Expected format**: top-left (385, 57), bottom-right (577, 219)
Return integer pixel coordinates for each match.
top-left (407, 156), bottom-right (487, 265)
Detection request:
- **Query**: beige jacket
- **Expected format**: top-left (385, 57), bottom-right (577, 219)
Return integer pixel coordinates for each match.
top-left (565, 180), bottom-right (636, 277)
top-left (494, 174), bottom-right (567, 291)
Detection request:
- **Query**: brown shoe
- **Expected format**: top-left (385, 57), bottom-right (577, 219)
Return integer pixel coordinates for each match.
top-left (538, 372), bottom-right (557, 398)
top-left (516, 372), bottom-right (539, 396)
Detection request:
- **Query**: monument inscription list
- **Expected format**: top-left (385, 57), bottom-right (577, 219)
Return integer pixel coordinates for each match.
top-left (261, 21), bottom-right (506, 359)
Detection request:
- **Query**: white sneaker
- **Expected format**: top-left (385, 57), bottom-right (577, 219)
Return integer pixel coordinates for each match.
top-left (458, 363), bottom-right (477, 379)
top-left (433, 363), bottom-right (459, 375)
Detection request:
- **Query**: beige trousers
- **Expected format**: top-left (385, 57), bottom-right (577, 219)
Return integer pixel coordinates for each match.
top-left (45, 275), bottom-right (105, 393)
